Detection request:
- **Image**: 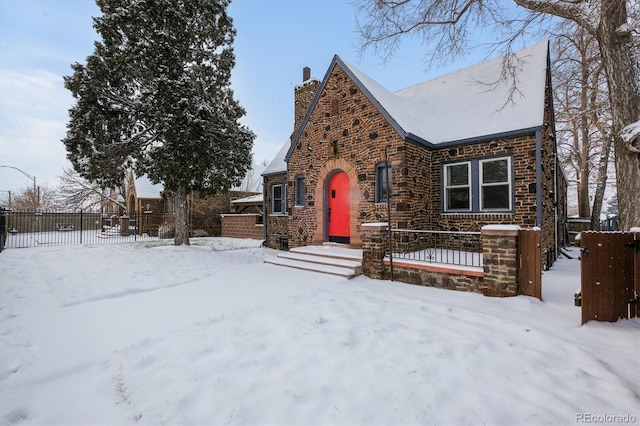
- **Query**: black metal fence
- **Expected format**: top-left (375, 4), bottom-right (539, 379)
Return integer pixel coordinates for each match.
top-left (0, 209), bottom-right (220, 249)
top-left (389, 229), bottom-right (483, 267)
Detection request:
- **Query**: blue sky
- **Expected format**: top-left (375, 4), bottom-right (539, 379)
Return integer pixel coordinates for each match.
top-left (0, 0), bottom-right (501, 195)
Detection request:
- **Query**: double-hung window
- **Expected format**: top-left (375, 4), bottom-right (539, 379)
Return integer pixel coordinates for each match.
top-left (272, 183), bottom-right (287, 214)
top-left (444, 162), bottom-right (471, 211)
top-left (443, 156), bottom-right (513, 213)
top-left (480, 157), bottom-right (511, 210)
top-left (375, 162), bottom-right (392, 203)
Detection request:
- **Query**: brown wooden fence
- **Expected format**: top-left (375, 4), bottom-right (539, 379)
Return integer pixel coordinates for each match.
top-left (518, 228), bottom-right (542, 300)
top-left (579, 231), bottom-right (639, 325)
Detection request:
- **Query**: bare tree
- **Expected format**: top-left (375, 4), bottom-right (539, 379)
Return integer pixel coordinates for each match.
top-left (55, 167), bottom-right (126, 211)
top-left (552, 22), bottom-right (614, 228)
top-left (4, 184), bottom-right (58, 210)
top-left (355, 0), bottom-right (640, 230)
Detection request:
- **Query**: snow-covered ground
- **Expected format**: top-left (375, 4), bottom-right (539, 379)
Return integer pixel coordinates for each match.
top-left (4, 228), bottom-right (158, 249)
top-left (0, 238), bottom-right (638, 425)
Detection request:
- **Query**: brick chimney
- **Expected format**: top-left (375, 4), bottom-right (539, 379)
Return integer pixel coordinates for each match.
top-left (293, 67), bottom-right (320, 138)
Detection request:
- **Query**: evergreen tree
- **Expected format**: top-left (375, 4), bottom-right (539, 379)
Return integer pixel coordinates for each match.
top-left (63, 0), bottom-right (255, 245)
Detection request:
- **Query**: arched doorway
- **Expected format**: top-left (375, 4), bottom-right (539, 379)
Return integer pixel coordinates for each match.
top-left (327, 171), bottom-right (350, 244)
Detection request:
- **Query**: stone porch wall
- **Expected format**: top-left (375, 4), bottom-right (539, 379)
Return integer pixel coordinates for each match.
top-left (362, 223), bottom-right (523, 297)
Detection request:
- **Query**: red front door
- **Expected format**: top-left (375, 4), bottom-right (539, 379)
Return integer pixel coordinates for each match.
top-left (327, 171), bottom-right (350, 243)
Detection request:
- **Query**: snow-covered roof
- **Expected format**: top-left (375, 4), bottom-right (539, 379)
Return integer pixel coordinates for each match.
top-left (231, 194), bottom-right (263, 204)
top-left (262, 141), bottom-right (290, 176)
top-left (134, 175), bottom-right (163, 199)
top-left (291, 40), bottom-right (549, 151)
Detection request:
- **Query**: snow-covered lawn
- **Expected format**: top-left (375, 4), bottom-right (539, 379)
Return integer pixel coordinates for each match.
top-left (0, 238), bottom-right (638, 425)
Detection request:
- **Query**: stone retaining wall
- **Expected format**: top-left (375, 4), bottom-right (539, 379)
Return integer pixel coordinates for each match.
top-left (362, 223), bottom-right (524, 297)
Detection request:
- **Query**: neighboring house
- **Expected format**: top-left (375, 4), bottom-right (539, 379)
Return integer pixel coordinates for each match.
top-left (124, 171), bottom-right (169, 236)
top-left (100, 188), bottom-right (125, 216)
top-left (126, 170), bottom-right (262, 237)
top-left (263, 40), bottom-right (566, 267)
top-left (230, 193), bottom-right (263, 215)
top-left (126, 170), bottom-right (169, 217)
top-left (220, 193), bottom-right (264, 240)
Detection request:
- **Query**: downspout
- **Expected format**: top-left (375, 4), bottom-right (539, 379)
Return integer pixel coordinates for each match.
top-left (535, 130), bottom-right (542, 228)
top-left (546, 48), bottom-right (561, 258)
top-left (554, 134), bottom-right (559, 255)
top-left (384, 146), bottom-right (394, 281)
top-left (262, 181), bottom-right (267, 243)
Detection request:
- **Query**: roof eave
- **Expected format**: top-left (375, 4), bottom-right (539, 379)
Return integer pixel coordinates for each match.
top-left (410, 126), bottom-right (543, 149)
top-left (261, 170), bottom-right (287, 178)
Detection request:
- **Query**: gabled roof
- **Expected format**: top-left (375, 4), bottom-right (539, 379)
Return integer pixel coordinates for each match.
top-left (287, 40), bottom-right (549, 159)
top-left (262, 140), bottom-right (290, 176)
top-left (231, 194), bottom-right (263, 204)
top-left (133, 175), bottom-right (163, 199)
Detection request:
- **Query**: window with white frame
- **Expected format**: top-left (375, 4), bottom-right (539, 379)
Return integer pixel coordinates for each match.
top-left (443, 156), bottom-right (513, 213)
top-left (444, 162), bottom-right (471, 211)
top-left (480, 157), bottom-right (511, 210)
top-left (272, 183), bottom-right (287, 214)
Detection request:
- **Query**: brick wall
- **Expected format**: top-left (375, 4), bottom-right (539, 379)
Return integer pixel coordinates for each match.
top-left (220, 214), bottom-right (263, 240)
top-left (287, 65), bottom-right (415, 248)
top-left (539, 70), bottom-right (560, 267)
top-left (362, 223), bottom-right (521, 297)
top-left (294, 79), bottom-right (321, 137)
top-left (277, 60), bottom-right (559, 267)
top-left (428, 136), bottom-right (538, 231)
top-left (361, 222), bottom-right (388, 279)
top-left (480, 225), bottom-right (519, 296)
top-left (264, 172), bottom-right (289, 249)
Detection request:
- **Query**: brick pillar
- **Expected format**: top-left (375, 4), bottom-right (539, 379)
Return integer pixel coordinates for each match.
top-left (481, 225), bottom-right (520, 297)
top-left (120, 216), bottom-right (131, 237)
top-left (361, 222), bottom-right (389, 279)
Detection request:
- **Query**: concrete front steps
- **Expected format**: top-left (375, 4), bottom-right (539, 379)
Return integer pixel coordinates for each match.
top-left (264, 245), bottom-right (363, 279)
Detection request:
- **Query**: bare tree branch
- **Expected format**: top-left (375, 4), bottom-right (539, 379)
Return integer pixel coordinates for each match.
top-left (513, 0), bottom-right (598, 33)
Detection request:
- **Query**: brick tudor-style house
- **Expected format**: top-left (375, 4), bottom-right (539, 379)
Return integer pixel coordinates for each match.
top-left (263, 40), bottom-right (567, 271)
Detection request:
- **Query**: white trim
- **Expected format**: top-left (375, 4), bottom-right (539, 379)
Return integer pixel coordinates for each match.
top-left (479, 156), bottom-right (512, 211)
top-left (443, 161), bottom-right (471, 212)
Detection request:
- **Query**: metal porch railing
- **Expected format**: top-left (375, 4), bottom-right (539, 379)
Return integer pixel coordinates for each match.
top-left (388, 229), bottom-right (483, 267)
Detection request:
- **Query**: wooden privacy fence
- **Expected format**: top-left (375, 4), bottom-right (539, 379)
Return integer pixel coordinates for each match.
top-left (579, 231), bottom-right (639, 325)
top-left (518, 228), bottom-right (542, 300)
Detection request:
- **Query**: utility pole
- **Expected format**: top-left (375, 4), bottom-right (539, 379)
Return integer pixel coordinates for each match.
top-left (0, 165), bottom-right (38, 208)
